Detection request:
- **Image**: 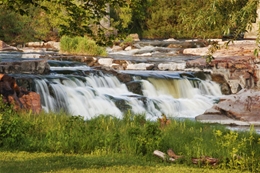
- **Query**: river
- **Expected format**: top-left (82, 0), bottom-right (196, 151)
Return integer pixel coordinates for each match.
top-left (0, 39), bottom-right (224, 121)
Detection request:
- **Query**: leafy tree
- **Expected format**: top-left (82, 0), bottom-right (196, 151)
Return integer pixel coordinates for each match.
top-left (0, 1), bottom-right (66, 43)
top-left (0, 0), bottom-right (259, 44)
top-left (109, 0), bottom-right (151, 40)
top-left (0, 0), bottom-right (125, 44)
top-left (143, 0), bottom-right (258, 39)
top-left (0, 8), bottom-right (35, 43)
top-left (47, 0), bottom-right (125, 44)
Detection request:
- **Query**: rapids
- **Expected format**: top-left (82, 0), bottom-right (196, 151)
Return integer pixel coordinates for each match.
top-left (0, 39), bottom-right (222, 120)
top-left (33, 64), bottom-right (222, 120)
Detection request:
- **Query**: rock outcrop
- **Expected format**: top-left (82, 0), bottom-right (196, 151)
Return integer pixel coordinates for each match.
top-left (0, 74), bottom-right (41, 113)
top-left (185, 40), bottom-right (260, 125)
top-left (185, 40), bottom-right (259, 94)
top-left (196, 89), bottom-right (260, 125)
top-left (0, 40), bottom-right (19, 51)
top-left (0, 59), bottom-right (50, 74)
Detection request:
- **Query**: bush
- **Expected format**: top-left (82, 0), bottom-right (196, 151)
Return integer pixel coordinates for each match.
top-left (0, 98), bottom-right (30, 149)
top-left (60, 35), bottom-right (107, 56)
top-left (0, 106), bottom-right (260, 171)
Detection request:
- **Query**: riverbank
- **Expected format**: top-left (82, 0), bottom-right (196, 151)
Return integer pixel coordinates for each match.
top-left (0, 151), bottom-right (249, 173)
top-left (0, 110), bottom-right (259, 172)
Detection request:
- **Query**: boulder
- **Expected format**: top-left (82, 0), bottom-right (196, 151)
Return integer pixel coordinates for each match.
top-left (183, 46), bottom-right (209, 56)
top-left (112, 45), bottom-right (123, 52)
top-left (0, 59), bottom-right (50, 74)
top-left (0, 40), bottom-right (19, 51)
top-left (126, 81), bottom-right (143, 95)
top-left (196, 89), bottom-right (260, 125)
top-left (129, 33), bottom-right (140, 42)
top-left (0, 74), bottom-right (41, 113)
top-left (210, 56), bottom-right (257, 93)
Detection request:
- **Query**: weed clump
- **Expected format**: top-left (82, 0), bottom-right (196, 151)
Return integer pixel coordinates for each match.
top-left (60, 35), bottom-right (107, 56)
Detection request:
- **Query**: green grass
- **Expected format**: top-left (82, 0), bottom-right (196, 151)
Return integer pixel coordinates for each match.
top-left (0, 100), bottom-right (260, 172)
top-left (59, 35), bottom-right (107, 56)
top-left (0, 151), bottom-right (250, 173)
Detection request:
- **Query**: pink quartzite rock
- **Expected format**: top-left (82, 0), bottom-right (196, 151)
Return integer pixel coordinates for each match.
top-left (216, 89), bottom-right (260, 122)
top-left (0, 40), bottom-right (18, 51)
top-left (0, 74), bottom-right (42, 114)
top-left (185, 41), bottom-right (260, 94)
top-left (188, 40), bottom-right (260, 124)
top-left (196, 89), bottom-right (260, 125)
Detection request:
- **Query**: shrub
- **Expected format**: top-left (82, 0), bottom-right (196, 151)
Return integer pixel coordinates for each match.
top-left (0, 97), bottom-right (30, 149)
top-left (0, 106), bottom-right (260, 171)
top-left (60, 35), bottom-right (107, 56)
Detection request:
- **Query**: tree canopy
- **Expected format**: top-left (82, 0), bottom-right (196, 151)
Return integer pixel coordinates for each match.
top-left (0, 0), bottom-right (259, 44)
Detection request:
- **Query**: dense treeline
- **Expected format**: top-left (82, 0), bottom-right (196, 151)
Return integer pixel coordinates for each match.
top-left (0, 0), bottom-right (258, 45)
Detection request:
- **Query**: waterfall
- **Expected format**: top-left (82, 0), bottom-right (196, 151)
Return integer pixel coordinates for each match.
top-left (35, 76), bottom-right (123, 119)
top-left (140, 77), bottom-right (221, 119)
top-left (0, 41), bottom-right (223, 121)
top-left (33, 71), bottom-right (222, 120)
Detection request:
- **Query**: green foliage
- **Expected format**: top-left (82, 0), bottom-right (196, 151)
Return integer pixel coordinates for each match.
top-left (110, 0), bottom-right (150, 37)
top-left (143, 0), bottom-right (258, 39)
top-left (60, 36), bottom-right (107, 56)
top-left (0, 107), bottom-right (260, 171)
top-left (0, 0), bottom-right (125, 45)
top-left (0, 9), bottom-right (35, 43)
top-left (1, 152), bottom-right (250, 173)
top-left (119, 35), bottom-right (134, 48)
top-left (0, 0), bottom-right (259, 44)
top-left (0, 2), bottom-right (64, 43)
top-left (213, 127), bottom-right (260, 172)
top-left (0, 97), bottom-right (29, 149)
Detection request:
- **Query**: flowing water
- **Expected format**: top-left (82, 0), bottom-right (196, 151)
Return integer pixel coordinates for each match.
top-left (28, 64), bottom-right (222, 120)
top-left (0, 40), bottom-right (222, 120)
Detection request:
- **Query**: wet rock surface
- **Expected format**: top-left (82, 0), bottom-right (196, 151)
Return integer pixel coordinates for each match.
top-left (0, 59), bottom-right (50, 74)
top-left (186, 40), bottom-right (260, 125)
top-left (2, 38), bottom-right (260, 125)
top-left (0, 74), bottom-right (41, 113)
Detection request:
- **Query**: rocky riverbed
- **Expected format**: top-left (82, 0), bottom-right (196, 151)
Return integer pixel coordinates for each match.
top-left (1, 39), bottom-right (260, 126)
top-left (184, 40), bottom-right (260, 126)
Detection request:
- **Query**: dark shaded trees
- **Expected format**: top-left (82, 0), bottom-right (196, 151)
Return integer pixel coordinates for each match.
top-left (0, 0), bottom-right (259, 43)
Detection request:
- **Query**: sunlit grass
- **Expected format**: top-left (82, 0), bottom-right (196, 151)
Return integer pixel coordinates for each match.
top-left (0, 99), bottom-right (260, 172)
top-left (0, 151), bottom-right (250, 173)
top-left (60, 35), bottom-right (107, 56)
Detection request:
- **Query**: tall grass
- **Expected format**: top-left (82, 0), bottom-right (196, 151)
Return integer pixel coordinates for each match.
top-left (60, 35), bottom-right (107, 56)
top-left (0, 100), bottom-right (260, 171)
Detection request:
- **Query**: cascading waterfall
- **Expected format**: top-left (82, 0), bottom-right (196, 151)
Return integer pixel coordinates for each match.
top-left (140, 77), bottom-right (221, 119)
top-left (0, 41), bottom-right (223, 121)
top-left (33, 66), bottom-right (222, 120)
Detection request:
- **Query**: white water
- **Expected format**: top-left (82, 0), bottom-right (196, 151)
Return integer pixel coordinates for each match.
top-left (141, 78), bottom-right (221, 119)
top-left (34, 70), bottom-right (222, 120)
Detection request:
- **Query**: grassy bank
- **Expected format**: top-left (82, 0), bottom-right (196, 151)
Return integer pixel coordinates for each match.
top-left (0, 102), bottom-right (260, 172)
top-left (59, 36), bottom-right (107, 56)
top-left (0, 151), bottom-right (250, 173)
